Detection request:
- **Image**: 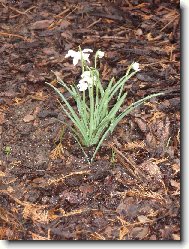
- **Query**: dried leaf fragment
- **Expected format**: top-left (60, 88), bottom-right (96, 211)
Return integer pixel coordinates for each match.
top-left (170, 179), bottom-right (180, 190)
top-left (23, 114), bottom-right (35, 122)
top-left (119, 226), bottom-right (129, 240)
top-left (129, 226), bottom-right (149, 240)
top-left (31, 20), bottom-right (54, 30)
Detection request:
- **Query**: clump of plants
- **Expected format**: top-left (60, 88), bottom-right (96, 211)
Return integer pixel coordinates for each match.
top-left (46, 47), bottom-right (163, 163)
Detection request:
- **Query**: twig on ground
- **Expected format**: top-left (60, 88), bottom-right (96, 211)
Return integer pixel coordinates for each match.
top-left (0, 31), bottom-right (29, 41)
top-left (87, 18), bottom-right (102, 28)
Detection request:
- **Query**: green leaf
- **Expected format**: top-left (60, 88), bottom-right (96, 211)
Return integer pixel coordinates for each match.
top-left (110, 92), bottom-right (164, 133)
top-left (45, 82), bottom-right (89, 144)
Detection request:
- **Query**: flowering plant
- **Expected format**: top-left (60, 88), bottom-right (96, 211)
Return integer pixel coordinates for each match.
top-left (46, 47), bottom-right (163, 163)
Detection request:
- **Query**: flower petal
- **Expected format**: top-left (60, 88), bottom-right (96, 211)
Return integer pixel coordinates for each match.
top-left (73, 57), bottom-right (79, 66)
top-left (82, 53), bottom-right (90, 63)
top-left (132, 62), bottom-right (140, 71)
top-left (83, 48), bottom-right (93, 53)
top-left (77, 81), bottom-right (88, 91)
top-left (65, 50), bottom-right (76, 58)
top-left (96, 50), bottom-right (104, 58)
top-left (65, 48), bottom-right (93, 65)
top-left (81, 71), bottom-right (91, 78)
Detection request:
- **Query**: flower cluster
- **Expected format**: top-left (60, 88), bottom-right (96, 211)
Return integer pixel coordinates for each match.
top-left (77, 71), bottom-right (97, 91)
top-left (65, 48), bottom-right (104, 91)
top-left (65, 48), bottom-right (140, 91)
top-left (65, 48), bottom-right (93, 66)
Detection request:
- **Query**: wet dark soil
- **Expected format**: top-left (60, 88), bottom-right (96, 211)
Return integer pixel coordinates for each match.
top-left (0, 0), bottom-right (180, 240)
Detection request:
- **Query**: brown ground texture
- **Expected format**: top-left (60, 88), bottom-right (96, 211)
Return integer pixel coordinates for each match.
top-left (0, 0), bottom-right (180, 240)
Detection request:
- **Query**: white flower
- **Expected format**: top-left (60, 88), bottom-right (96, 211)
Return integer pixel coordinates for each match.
top-left (65, 50), bottom-right (76, 58)
top-left (81, 70), bottom-right (97, 87)
top-left (81, 71), bottom-right (91, 78)
top-left (96, 50), bottom-right (104, 58)
top-left (77, 80), bottom-right (88, 91)
top-left (132, 62), bottom-right (140, 71)
top-left (77, 70), bottom-right (97, 91)
top-left (83, 49), bottom-right (93, 53)
top-left (65, 48), bottom-right (93, 66)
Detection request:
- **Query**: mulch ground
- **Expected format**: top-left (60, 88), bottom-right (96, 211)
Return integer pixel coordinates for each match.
top-left (0, 0), bottom-right (180, 240)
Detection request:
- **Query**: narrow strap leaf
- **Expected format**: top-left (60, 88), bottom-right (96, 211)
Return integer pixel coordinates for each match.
top-left (110, 93), bottom-right (164, 133)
